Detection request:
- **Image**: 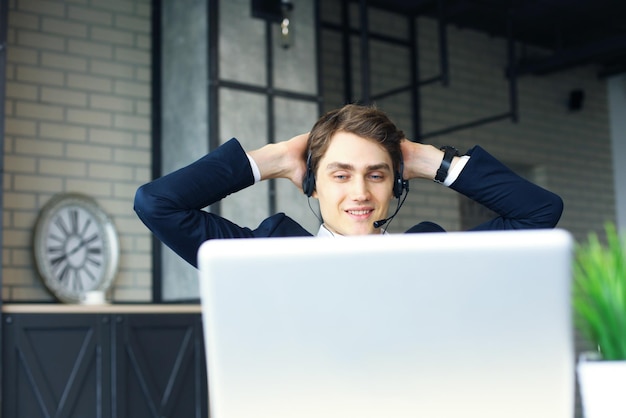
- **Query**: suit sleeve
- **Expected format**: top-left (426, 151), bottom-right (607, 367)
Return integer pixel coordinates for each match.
top-left (134, 138), bottom-right (258, 266)
top-left (450, 146), bottom-right (563, 230)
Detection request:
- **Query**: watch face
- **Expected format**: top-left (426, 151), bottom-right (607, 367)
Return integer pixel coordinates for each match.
top-left (33, 194), bottom-right (119, 303)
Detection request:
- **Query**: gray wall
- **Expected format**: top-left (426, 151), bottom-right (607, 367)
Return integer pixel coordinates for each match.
top-left (608, 74), bottom-right (626, 234)
top-left (218, 0), bottom-right (319, 233)
top-left (161, 0), bottom-right (209, 300)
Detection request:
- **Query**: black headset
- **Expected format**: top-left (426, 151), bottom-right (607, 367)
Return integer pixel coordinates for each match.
top-left (302, 152), bottom-right (408, 199)
top-left (302, 153), bottom-right (316, 197)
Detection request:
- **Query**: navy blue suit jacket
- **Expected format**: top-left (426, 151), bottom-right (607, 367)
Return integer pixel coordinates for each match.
top-left (134, 138), bottom-right (563, 267)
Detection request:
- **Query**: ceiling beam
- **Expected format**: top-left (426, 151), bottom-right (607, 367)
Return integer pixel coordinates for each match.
top-left (515, 33), bottom-right (626, 75)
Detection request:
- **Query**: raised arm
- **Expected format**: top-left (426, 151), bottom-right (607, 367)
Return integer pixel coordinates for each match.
top-left (400, 139), bottom-right (563, 230)
top-left (450, 145), bottom-right (563, 229)
top-left (134, 135), bottom-right (312, 267)
top-left (134, 138), bottom-right (258, 266)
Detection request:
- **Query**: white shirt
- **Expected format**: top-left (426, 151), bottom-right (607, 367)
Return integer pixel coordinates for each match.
top-left (315, 224), bottom-right (389, 237)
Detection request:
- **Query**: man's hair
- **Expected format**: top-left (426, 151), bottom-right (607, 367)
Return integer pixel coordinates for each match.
top-left (306, 104), bottom-right (405, 177)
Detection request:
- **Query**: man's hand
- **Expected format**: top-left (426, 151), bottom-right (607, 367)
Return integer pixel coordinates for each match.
top-left (400, 139), bottom-right (459, 181)
top-left (248, 133), bottom-right (310, 191)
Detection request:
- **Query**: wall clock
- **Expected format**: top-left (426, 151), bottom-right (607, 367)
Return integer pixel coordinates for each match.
top-left (33, 193), bottom-right (120, 303)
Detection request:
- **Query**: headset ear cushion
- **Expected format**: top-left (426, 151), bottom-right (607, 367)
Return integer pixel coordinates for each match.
top-left (393, 172), bottom-right (403, 198)
top-left (302, 153), bottom-right (315, 197)
top-left (393, 160), bottom-right (407, 198)
top-left (303, 170), bottom-right (315, 197)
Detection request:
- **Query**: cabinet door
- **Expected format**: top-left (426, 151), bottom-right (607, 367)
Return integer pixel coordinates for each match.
top-left (113, 313), bottom-right (208, 418)
top-left (2, 313), bottom-right (111, 418)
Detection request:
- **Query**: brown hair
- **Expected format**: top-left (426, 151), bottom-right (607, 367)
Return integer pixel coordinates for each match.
top-left (306, 104), bottom-right (405, 177)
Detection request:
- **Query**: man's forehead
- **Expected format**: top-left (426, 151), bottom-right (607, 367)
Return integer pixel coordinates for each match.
top-left (322, 132), bottom-right (392, 163)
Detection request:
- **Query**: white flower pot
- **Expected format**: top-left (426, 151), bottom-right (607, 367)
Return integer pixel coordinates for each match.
top-left (577, 354), bottom-right (626, 418)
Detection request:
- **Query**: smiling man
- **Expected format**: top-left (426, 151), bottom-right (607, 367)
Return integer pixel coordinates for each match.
top-left (134, 104), bottom-right (563, 267)
top-left (315, 132), bottom-right (394, 236)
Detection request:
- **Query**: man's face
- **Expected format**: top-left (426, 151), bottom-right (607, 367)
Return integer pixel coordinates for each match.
top-left (313, 131), bottom-right (395, 235)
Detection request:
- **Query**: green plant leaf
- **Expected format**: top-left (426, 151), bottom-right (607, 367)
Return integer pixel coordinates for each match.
top-left (572, 222), bottom-right (626, 360)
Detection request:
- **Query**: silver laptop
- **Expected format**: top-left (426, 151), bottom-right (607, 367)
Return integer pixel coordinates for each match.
top-left (198, 229), bottom-right (574, 418)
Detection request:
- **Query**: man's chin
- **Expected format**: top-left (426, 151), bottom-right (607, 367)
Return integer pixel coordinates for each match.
top-left (326, 217), bottom-right (384, 236)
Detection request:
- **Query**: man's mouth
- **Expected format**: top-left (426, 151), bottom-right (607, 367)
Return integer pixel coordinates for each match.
top-left (347, 209), bottom-right (373, 216)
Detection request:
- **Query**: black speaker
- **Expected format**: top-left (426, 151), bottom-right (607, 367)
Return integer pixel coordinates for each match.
top-left (251, 0), bottom-right (282, 23)
top-left (568, 89), bottom-right (585, 111)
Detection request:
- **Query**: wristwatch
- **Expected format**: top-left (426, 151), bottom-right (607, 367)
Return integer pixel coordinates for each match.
top-left (434, 145), bottom-right (460, 183)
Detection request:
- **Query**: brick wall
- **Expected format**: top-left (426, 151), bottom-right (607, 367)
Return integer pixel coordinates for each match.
top-left (3, 0), bottom-right (152, 302)
top-left (2, 0), bottom-right (617, 303)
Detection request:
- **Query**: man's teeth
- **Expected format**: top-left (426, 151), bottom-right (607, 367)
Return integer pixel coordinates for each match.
top-left (348, 210), bottom-right (370, 215)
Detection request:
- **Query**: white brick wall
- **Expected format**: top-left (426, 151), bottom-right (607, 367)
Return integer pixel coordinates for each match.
top-left (3, 0), bottom-right (152, 302)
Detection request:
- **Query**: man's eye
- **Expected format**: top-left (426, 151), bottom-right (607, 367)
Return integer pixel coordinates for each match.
top-left (369, 173), bottom-right (384, 180)
top-left (334, 174), bottom-right (348, 180)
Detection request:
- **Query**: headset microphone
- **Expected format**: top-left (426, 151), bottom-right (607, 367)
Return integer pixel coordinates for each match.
top-left (373, 217), bottom-right (391, 229)
top-left (373, 203), bottom-right (401, 228)
top-left (373, 185), bottom-right (409, 229)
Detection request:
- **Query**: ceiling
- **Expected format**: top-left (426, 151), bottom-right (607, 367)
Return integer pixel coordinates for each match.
top-left (364, 0), bottom-right (626, 77)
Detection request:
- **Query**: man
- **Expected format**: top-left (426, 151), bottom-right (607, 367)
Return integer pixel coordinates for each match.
top-left (134, 104), bottom-right (563, 267)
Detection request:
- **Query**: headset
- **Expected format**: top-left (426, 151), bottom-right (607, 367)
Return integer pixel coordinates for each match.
top-left (302, 152), bottom-right (407, 198)
top-left (302, 151), bottom-right (409, 228)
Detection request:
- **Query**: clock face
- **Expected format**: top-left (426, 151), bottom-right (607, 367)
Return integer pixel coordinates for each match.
top-left (34, 194), bottom-right (119, 303)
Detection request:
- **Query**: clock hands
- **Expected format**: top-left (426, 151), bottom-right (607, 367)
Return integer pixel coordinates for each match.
top-left (51, 234), bottom-right (102, 275)
top-left (48, 210), bottom-right (103, 286)
top-left (66, 234), bottom-right (100, 257)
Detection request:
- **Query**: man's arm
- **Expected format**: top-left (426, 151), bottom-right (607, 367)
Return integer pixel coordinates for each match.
top-left (134, 134), bottom-right (311, 266)
top-left (450, 146), bottom-right (563, 230)
top-left (400, 140), bottom-right (563, 230)
top-left (134, 138), bottom-right (259, 266)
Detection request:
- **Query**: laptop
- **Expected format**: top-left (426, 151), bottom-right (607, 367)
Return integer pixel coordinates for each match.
top-left (198, 229), bottom-right (574, 418)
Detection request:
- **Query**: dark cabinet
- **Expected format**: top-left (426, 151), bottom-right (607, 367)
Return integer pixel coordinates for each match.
top-left (2, 309), bottom-right (208, 418)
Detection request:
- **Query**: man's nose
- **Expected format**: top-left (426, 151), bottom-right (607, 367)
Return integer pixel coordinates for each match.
top-left (350, 177), bottom-right (369, 200)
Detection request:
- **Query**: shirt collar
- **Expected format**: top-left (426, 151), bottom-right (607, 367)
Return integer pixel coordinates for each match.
top-left (316, 224), bottom-right (388, 237)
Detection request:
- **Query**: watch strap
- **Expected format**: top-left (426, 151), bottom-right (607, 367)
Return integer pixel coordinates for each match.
top-left (434, 145), bottom-right (460, 183)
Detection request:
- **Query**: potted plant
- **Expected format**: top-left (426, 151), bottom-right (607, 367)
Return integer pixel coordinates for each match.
top-left (573, 222), bottom-right (626, 418)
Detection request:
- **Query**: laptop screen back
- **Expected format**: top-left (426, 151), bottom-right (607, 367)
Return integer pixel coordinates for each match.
top-left (198, 229), bottom-right (574, 418)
